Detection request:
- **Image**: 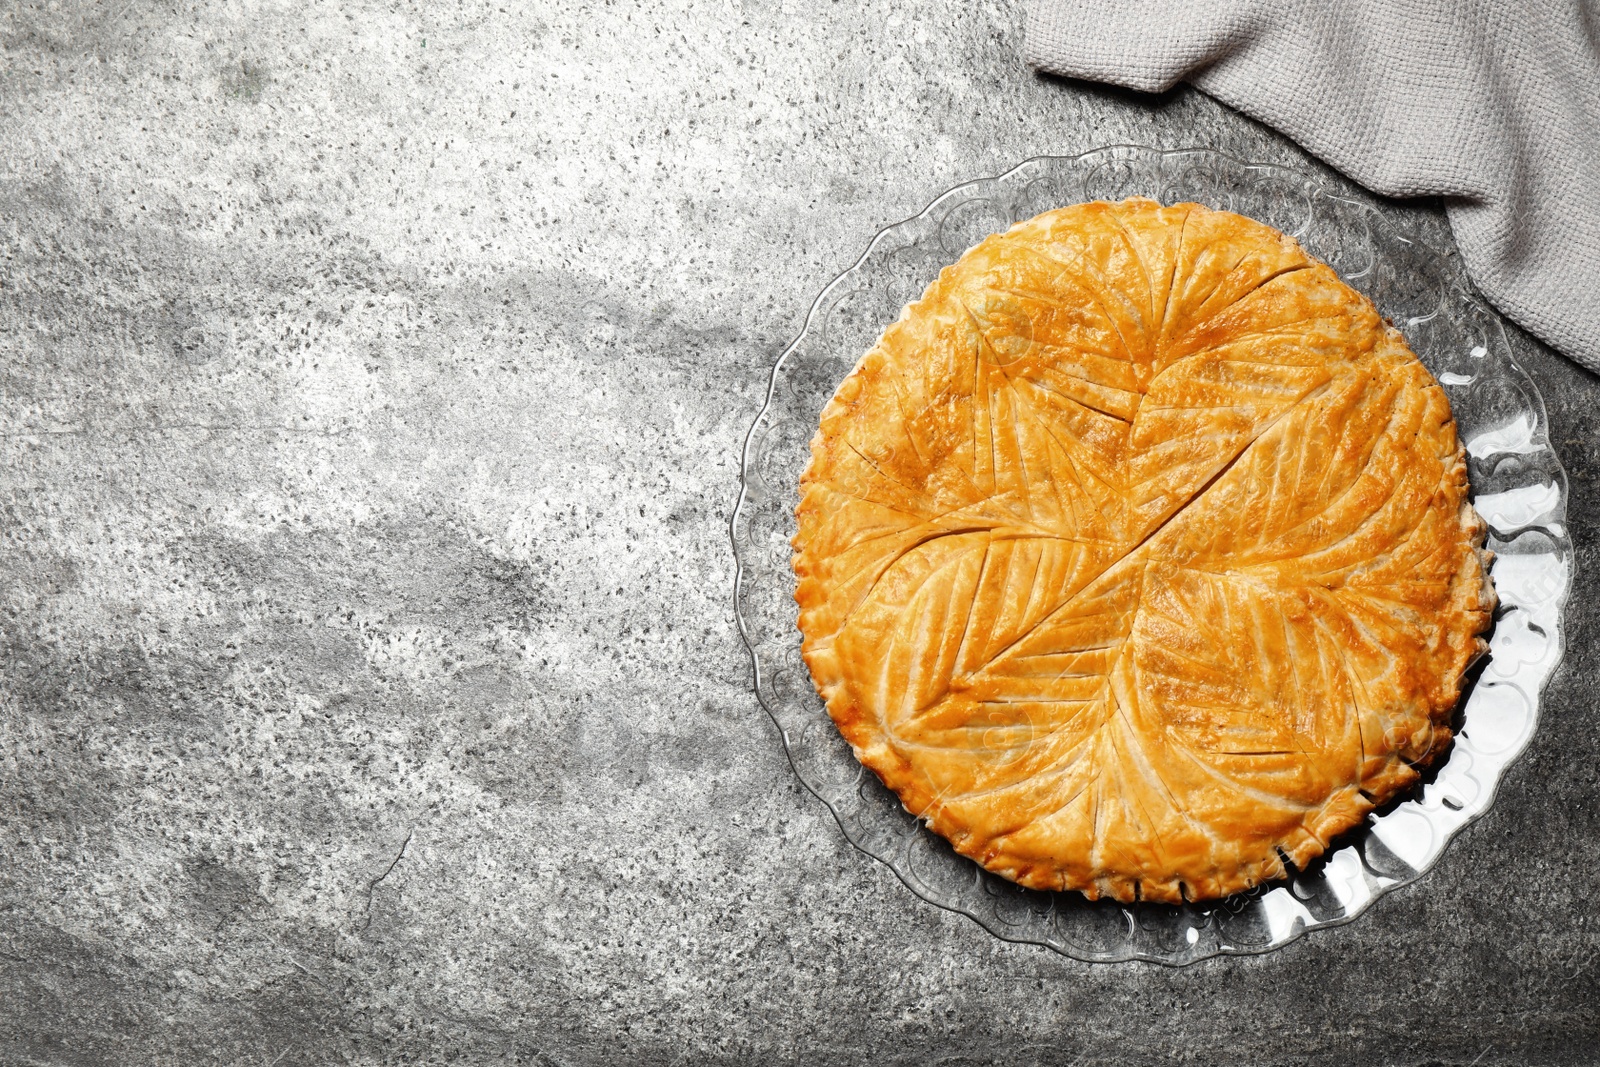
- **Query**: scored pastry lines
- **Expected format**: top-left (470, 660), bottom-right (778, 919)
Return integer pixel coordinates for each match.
top-left (794, 198), bottom-right (1493, 903)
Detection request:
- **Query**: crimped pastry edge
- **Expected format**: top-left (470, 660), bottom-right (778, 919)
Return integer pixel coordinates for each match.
top-left (791, 200), bottom-right (1498, 905)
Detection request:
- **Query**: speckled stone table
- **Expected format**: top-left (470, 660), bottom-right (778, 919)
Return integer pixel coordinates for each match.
top-left (2, 2), bottom-right (1597, 1065)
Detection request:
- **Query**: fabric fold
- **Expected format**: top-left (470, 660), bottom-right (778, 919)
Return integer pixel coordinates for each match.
top-left (1025, 0), bottom-right (1600, 370)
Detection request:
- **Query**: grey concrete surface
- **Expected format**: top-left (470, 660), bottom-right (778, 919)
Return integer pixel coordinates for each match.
top-left (1, 1), bottom-right (1597, 1064)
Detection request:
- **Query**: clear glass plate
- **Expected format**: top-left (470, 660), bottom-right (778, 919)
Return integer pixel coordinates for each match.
top-left (730, 146), bottom-right (1571, 964)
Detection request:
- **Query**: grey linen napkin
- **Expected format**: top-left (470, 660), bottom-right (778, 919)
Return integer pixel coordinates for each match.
top-left (1024, 0), bottom-right (1600, 371)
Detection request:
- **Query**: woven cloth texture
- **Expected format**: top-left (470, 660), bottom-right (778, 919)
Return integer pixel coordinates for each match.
top-left (1025, 0), bottom-right (1600, 370)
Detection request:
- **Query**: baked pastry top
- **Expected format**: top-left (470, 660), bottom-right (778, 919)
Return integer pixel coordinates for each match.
top-left (792, 198), bottom-right (1495, 904)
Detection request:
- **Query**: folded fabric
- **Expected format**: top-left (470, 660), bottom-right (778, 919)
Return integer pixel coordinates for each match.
top-left (1025, 0), bottom-right (1600, 371)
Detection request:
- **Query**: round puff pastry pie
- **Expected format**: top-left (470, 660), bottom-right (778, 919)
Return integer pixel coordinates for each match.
top-left (792, 198), bottom-right (1495, 904)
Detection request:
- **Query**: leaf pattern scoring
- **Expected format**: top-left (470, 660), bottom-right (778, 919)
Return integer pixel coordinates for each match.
top-left (793, 199), bottom-right (1496, 904)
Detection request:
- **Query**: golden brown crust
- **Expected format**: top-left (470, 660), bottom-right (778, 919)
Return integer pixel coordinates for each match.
top-left (792, 198), bottom-right (1496, 904)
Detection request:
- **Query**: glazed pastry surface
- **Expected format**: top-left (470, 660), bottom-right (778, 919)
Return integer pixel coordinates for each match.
top-left (792, 198), bottom-right (1495, 903)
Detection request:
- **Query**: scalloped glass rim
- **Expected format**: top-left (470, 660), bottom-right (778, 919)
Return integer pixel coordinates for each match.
top-left (730, 146), bottom-right (1571, 965)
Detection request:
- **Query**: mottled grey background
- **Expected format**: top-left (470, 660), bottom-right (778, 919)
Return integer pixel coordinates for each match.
top-left (1, 1), bottom-right (1597, 1065)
